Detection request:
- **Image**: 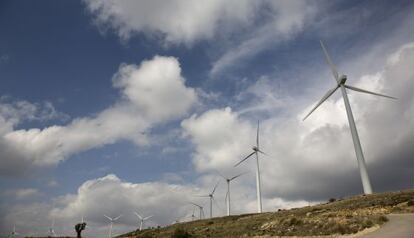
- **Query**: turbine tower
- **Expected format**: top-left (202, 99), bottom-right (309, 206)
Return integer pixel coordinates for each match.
top-left (235, 121), bottom-right (268, 213)
top-left (198, 181), bottom-right (220, 218)
top-left (219, 172), bottom-right (247, 216)
top-left (303, 40), bottom-right (396, 194)
top-left (189, 202), bottom-right (205, 219)
top-left (134, 212), bottom-right (153, 231)
top-left (48, 217), bottom-right (57, 237)
top-left (104, 214), bottom-right (122, 238)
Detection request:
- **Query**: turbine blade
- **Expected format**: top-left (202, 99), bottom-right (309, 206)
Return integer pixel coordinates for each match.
top-left (103, 214), bottom-right (111, 221)
top-left (257, 149), bottom-right (268, 156)
top-left (211, 181), bottom-right (220, 195)
top-left (344, 85), bottom-right (397, 99)
top-left (303, 85), bottom-right (339, 121)
top-left (114, 214), bottom-right (122, 221)
top-left (144, 215), bottom-right (153, 220)
top-left (230, 171), bottom-right (248, 181)
top-left (189, 202), bottom-right (202, 208)
top-left (216, 171), bottom-right (226, 180)
top-left (224, 190), bottom-right (228, 204)
top-left (256, 120), bottom-right (260, 148)
top-left (234, 151), bottom-right (255, 167)
top-left (195, 195), bottom-right (210, 197)
top-left (320, 40), bottom-right (339, 81)
top-left (134, 212), bottom-right (143, 220)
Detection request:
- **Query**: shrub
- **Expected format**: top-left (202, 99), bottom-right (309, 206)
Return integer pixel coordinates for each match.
top-left (328, 198), bottom-right (336, 203)
top-left (172, 228), bottom-right (193, 238)
top-left (407, 199), bottom-right (414, 206)
top-left (379, 215), bottom-right (389, 223)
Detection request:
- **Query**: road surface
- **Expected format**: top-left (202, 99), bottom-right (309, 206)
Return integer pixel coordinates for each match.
top-left (359, 214), bottom-right (414, 238)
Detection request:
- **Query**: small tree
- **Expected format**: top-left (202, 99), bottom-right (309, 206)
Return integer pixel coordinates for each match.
top-left (75, 222), bottom-right (87, 238)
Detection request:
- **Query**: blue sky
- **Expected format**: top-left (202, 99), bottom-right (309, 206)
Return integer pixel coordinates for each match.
top-left (1, 0), bottom-right (414, 237)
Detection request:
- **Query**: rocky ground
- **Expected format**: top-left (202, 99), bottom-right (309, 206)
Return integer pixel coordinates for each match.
top-left (118, 189), bottom-right (414, 238)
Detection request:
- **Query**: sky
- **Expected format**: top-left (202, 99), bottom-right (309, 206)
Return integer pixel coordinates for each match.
top-left (1, 0), bottom-right (414, 237)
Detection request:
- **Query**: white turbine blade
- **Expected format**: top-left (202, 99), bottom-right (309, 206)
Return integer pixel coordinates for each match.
top-left (320, 40), bottom-right (339, 81)
top-left (234, 151), bottom-right (255, 167)
top-left (224, 190), bottom-right (229, 203)
top-left (230, 171), bottom-right (248, 181)
top-left (114, 214), bottom-right (122, 221)
top-left (211, 181), bottom-right (220, 195)
top-left (144, 215), bottom-right (153, 220)
top-left (195, 194), bottom-right (210, 198)
top-left (303, 85), bottom-right (339, 121)
top-left (134, 212), bottom-right (143, 220)
top-left (257, 149), bottom-right (269, 156)
top-left (344, 85), bottom-right (397, 99)
top-left (216, 171), bottom-right (227, 180)
top-left (189, 202), bottom-right (202, 208)
top-left (103, 214), bottom-right (112, 221)
top-left (256, 120), bottom-right (260, 148)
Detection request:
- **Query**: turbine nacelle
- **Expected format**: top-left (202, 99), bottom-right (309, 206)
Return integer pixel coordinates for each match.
top-left (252, 146), bottom-right (258, 151)
top-left (339, 74), bottom-right (347, 84)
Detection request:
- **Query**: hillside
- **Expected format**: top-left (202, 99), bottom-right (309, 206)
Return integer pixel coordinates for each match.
top-left (119, 189), bottom-right (414, 238)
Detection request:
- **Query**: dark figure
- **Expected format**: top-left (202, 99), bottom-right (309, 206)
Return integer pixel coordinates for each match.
top-left (75, 222), bottom-right (87, 238)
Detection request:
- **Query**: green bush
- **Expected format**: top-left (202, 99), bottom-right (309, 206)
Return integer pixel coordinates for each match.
top-left (172, 227), bottom-right (193, 238)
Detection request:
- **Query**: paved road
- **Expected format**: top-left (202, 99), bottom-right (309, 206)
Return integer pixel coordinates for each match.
top-left (359, 214), bottom-right (414, 238)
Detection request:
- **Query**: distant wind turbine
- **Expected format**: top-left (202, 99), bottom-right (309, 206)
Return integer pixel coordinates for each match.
top-left (219, 172), bottom-right (247, 216)
top-left (197, 181), bottom-right (220, 218)
top-left (48, 217), bottom-right (57, 237)
top-left (235, 121), bottom-right (268, 213)
top-left (8, 224), bottom-right (19, 237)
top-left (189, 202), bottom-right (205, 219)
top-left (104, 214), bottom-right (122, 238)
top-left (303, 40), bottom-right (396, 194)
top-left (134, 212), bottom-right (153, 231)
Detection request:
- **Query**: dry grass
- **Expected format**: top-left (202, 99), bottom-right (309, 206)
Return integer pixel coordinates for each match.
top-left (118, 189), bottom-right (414, 238)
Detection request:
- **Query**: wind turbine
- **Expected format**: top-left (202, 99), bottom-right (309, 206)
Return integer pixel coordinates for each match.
top-left (189, 202), bottom-right (205, 219)
top-left (134, 212), bottom-right (153, 231)
top-left (219, 172), bottom-right (247, 216)
top-left (303, 40), bottom-right (396, 195)
top-left (48, 217), bottom-right (57, 237)
top-left (197, 181), bottom-right (220, 218)
top-left (104, 214), bottom-right (122, 238)
top-left (8, 224), bottom-right (19, 237)
top-left (235, 121), bottom-right (268, 213)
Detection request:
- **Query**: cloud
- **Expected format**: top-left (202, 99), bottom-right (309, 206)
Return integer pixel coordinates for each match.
top-left (210, 0), bottom-right (317, 76)
top-left (0, 54), bottom-right (9, 64)
top-left (0, 56), bottom-right (197, 177)
top-left (183, 42), bottom-right (414, 202)
top-left (0, 173), bottom-right (309, 237)
top-left (83, 0), bottom-right (256, 45)
top-left (2, 188), bottom-right (42, 200)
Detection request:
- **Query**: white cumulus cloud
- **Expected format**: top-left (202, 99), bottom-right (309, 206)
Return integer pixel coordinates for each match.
top-left (0, 56), bottom-right (197, 176)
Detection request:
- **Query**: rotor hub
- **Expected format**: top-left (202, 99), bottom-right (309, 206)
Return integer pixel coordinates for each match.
top-left (339, 74), bottom-right (347, 84)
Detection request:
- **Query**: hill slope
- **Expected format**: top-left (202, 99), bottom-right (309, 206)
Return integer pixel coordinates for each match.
top-left (119, 189), bottom-right (414, 238)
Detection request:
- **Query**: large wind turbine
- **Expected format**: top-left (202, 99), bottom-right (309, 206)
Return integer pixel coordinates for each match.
top-left (235, 121), bottom-right (267, 213)
top-left (189, 202), bottom-right (205, 219)
top-left (104, 214), bottom-right (122, 238)
top-left (134, 212), bottom-right (153, 231)
top-left (219, 172), bottom-right (247, 216)
top-left (198, 181), bottom-right (220, 218)
top-left (303, 40), bottom-right (396, 195)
